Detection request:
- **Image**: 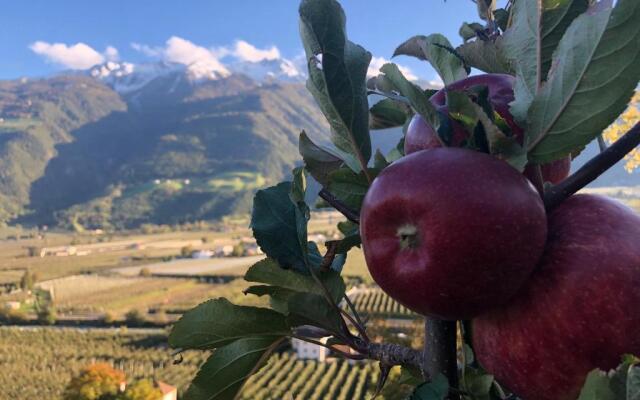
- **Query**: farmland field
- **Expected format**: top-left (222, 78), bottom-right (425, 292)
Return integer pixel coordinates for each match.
top-left (0, 327), bottom-right (403, 400)
top-left (36, 276), bottom-right (261, 316)
top-left (112, 255), bottom-right (264, 276)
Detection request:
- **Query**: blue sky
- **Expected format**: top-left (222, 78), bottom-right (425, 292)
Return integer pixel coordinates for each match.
top-left (0, 0), bottom-right (495, 81)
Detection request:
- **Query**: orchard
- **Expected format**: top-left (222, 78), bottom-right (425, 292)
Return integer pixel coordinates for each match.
top-left (169, 0), bottom-right (640, 399)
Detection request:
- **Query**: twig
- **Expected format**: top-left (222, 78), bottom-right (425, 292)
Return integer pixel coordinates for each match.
top-left (290, 335), bottom-right (366, 360)
top-left (597, 134), bottom-right (608, 153)
top-left (320, 240), bottom-right (339, 271)
top-left (319, 188), bottom-right (360, 224)
top-left (343, 294), bottom-right (369, 342)
top-left (544, 122), bottom-right (640, 211)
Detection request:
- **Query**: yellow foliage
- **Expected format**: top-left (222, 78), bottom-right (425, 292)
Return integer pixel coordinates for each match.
top-left (602, 92), bottom-right (640, 172)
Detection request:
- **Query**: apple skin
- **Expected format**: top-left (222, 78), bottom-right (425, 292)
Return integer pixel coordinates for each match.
top-left (404, 74), bottom-right (522, 155)
top-left (360, 147), bottom-right (547, 320)
top-left (473, 194), bottom-right (640, 400)
top-left (523, 157), bottom-right (572, 185)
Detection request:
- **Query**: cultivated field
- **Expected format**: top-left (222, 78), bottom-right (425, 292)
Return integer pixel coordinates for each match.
top-left (0, 327), bottom-right (406, 400)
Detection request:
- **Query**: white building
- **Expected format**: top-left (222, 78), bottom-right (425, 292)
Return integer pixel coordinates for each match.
top-left (192, 250), bottom-right (214, 259)
top-left (291, 337), bottom-right (331, 361)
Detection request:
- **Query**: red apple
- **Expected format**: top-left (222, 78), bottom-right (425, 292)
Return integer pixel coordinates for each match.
top-left (404, 74), bottom-right (522, 155)
top-left (473, 194), bottom-right (640, 400)
top-left (404, 73), bottom-right (572, 184)
top-left (523, 157), bottom-right (572, 185)
top-left (360, 147), bottom-right (547, 320)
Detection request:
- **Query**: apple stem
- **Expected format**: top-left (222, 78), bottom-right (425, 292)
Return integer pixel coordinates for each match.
top-left (318, 188), bottom-right (360, 223)
top-left (423, 318), bottom-right (460, 398)
top-left (544, 121), bottom-right (640, 211)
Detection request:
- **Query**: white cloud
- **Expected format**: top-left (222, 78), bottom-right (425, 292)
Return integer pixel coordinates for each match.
top-left (232, 40), bottom-right (280, 62)
top-left (130, 42), bottom-right (162, 57)
top-left (29, 41), bottom-right (111, 69)
top-left (427, 75), bottom-right (445, 89)
top-left (104, 46), bottom-right (119, 62)
top-left (367, 56), bottom-right (418, 81)
top-left (131, 36), bottom-right (230, 77)
top-left (164, 36), bottom-right (230, 76)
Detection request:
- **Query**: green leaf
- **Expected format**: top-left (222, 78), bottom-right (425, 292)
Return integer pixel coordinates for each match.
top-left (243, 285), bottom-right (296, 314)
top-left (578, 370), bottom-right (616, 400)
top-left (459, 22), bottom-right (485, 42)
top-left (628, 366), bottom-right (640, 400)
top-left (410, 373), bottom-right (449, 400)
top-left (494, 8), bottom-right (509, 31)
top-left (326, 168), bottom-right (373, 211)
top-left (397, 366), bottom-right (424, 386)
top-left (299, 131), bottom-right (344, 186)
top-left (474, 103), bottom-right (528, 171)
top-left (456, 39), bottom-right (512, 74)
top-left (373, 149), bottom-right (390, 169)
top-left (499, 0), bottom-right (543, 124)
top-left (379, 63), bottom-right (441, 136)
top-left (394, 34), bottom-right (468, 85)
top-left (528, 0), bottom-right (640, 162)
top-left (244, 258), bottom-right (345, 303)
top-left (290, 168), bottom-right (310, 266)
top-left (446, 90), bottom-right (480, 134)
top-left (290, 167), bottom-right (307, 205)
top-left (251, 182), bottom-right (307, 271)
top-left (168, 298), bottom-right (289, 350)
top-left (286, 292), bottom-right (344, 335)
top-left (183, 336), bottom-right (280, 400)
top-left (299, 0), bottom-right (372, 172)
top-left (370, 98), bottom-right (411, 130)
top-left (540, 0), bottom-right (589, 78)
top-left (463, 368), bottom-right (494, 397)
top-left (476, 0), bottom-right (496, 21)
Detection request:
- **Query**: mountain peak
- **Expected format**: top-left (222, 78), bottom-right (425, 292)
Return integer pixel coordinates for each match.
top-left (86, 55), bottom-right (306, 94)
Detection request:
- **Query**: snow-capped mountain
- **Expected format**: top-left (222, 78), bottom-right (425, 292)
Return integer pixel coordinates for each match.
top-left (228, 58), bottom-right (305, 83)
top-left (88, 56), bottom-right (306, 94)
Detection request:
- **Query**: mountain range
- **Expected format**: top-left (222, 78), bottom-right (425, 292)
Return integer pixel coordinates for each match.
top-left (0, 58), bottom-right (635, 230)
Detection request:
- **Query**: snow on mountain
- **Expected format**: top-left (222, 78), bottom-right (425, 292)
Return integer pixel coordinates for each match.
top-left (88, 56), bottom-right (305, 94)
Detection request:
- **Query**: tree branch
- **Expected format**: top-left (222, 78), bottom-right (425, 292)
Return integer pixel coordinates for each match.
top-left (423, 318), bottom-right (459, 398)
top-left (358, 340), bottom-right (425, 375)
top-left (319, 188), bottom-right (360, 224)
top-left (544, 122), bottom-right (640, 211)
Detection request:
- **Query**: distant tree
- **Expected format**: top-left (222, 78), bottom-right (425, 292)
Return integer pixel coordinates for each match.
top-left (37, 302), bottom-right (57, 325)
top-left (19, 270), bottom-right (37, 291)
top-left (102, 311), bottom-right (116, 325)
top-left (124, 309), bottom-right (146, 327)
top-left (63, 363), bottom-right (125, 400)
top-left (232, 242), bottom-right (245, 257)
top-left (120, 379), bottom-right (162, 400)
top-left (0, 307), bottom-right (28, 324)
top-left (138, 267), bottom-right (152, 277)
top-left (180, 245), bottom-right (193, 258)
top-left (26, 246), bottom-right (40, 257)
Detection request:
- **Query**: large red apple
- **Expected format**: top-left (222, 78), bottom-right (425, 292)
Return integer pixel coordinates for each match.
top-left (360, 147), bottom-right (547, 320)
top-left (473, 194), bottom-right (640, 400)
